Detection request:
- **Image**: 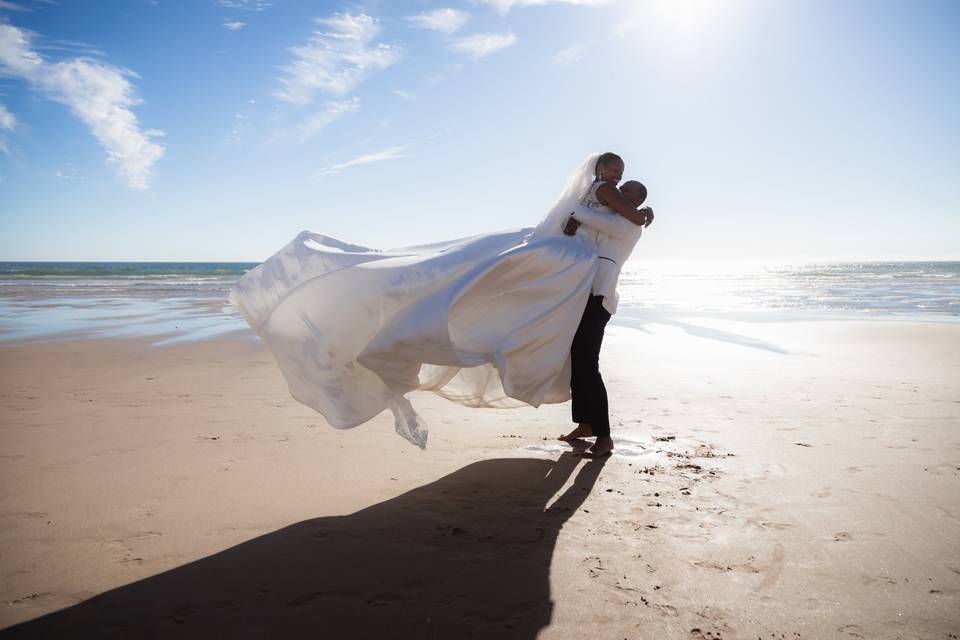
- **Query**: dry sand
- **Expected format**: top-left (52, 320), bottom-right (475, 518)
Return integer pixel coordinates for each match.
top-left (1, 318), bottom-right (958, 638)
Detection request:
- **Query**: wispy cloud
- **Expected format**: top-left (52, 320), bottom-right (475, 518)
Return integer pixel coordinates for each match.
top-left (0, 102), bottom-right (15, 154)
top-left (405, 8), bottom-right (470, 34)
top-left (311, 145), bottom-right (407, 178)
top-left (449, 32), bottom-right (516, 60)
top-left (223, 19), bottom-right (246, 30)
top-left (552, 43), bottom-right (585, 64)
top-left (273, 13), bottom-right (402, 106)
top-left (36, 39), bottom-right (108, 58)
top-left (270, 97), bottom-right (359, 146)
top-left (393, 89), bottom-right (418, 100)
top-left (55, 166), bottom-right (79, 180)
top-left (0, 24), bottom-right (165, 189)
top-left (424, 127), bottom-right (453, 141)
top-left (423, 62), bottom-right (463, 87)
top-left (478, 0), bottom-right (607, 14)
top-left (311, 129), bottom-right (453, 179)
top-left (0, 1), bottom-right (30, 12)
top-left (214, 0), bottom-right (272, 11)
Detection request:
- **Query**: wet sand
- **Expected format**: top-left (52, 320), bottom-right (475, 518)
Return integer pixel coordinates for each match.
top-left (1, 319), bottom-right (958, 638)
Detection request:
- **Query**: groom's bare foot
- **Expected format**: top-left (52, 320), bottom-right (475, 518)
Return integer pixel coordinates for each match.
top-left (584, 435), bottom-right (614, 458)
top-left (558, 423), bottom-right (593, 441)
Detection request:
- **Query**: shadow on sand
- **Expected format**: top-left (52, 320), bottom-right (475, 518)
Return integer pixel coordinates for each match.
top-left (2, 451), bottom-right (606, 639)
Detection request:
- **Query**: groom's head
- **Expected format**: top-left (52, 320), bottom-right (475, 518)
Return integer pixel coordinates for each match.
top-left (620, 181), bottom-right (647, 207)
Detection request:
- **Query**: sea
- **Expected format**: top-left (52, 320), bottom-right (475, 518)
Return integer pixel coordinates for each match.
top-left (0, 261), bottom-right (957, 345)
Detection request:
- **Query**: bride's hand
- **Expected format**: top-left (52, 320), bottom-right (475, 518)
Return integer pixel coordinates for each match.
top-left (563, 218), bottom-right (581, 236)
top-left (640, 207), bottom-right (655, 228)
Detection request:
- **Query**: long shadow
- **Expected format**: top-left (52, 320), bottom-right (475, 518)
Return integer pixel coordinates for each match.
top-left (613, 314), bottom-right (791, 355)
top-left (2, 452), bottom-right (605, 639)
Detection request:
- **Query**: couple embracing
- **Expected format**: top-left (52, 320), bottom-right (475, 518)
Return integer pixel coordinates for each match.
top-left (556, 152), bottom-right (654, 457)
top-left (229, 151), bottom-right (655, 454)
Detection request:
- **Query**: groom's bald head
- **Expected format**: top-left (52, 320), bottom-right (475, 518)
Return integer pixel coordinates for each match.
top-left (620, 181), bottom-right (647, 207)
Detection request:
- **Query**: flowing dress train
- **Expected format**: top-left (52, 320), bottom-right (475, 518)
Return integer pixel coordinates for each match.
top-left (229, 154), bottom-right (603, 448)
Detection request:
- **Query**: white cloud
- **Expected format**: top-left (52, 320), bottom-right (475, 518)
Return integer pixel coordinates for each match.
top-left (312, 145), bottom-right (408, 178)
top-left (0, 24), bottom-right (165, 189)
top-left (478, 0), bottom-right (607, 13)
top-left (552, 44), bottom-right (585, 64)
top-left (449, 32), bottom-right (516, 60)
top-left (0, 102), bottom-right (15, 154)
top-left (393, 89), bottom-right (418, 100)
top-left (214, 0), bottom-right (272, 11)
top-left (223, 19), bottom-right (246, 30)
top-left (270, 97), bottom-right (359, 145)
top-left (273, 13), bottom-right (402, 106)
top-left (405, 8), bottom-right (470, 34)
top-left (0, 103), bottom-right (14, 130)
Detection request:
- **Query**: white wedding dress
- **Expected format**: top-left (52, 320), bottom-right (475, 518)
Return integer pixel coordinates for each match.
top-left (228, 153), bottom-right (603, 448)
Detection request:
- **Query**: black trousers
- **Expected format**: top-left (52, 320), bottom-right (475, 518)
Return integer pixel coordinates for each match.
top-left (570, 294), bottom-right (611, 437)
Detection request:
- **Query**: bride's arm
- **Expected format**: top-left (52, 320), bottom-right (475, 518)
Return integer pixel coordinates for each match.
top-left (570, 205), bottom-right (640, 239)
top-left (596, 183), bottom-right (646, 226)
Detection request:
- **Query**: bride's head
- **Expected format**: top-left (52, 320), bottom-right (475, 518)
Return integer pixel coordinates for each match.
top-left (595, 152), bottom-right (624, 185)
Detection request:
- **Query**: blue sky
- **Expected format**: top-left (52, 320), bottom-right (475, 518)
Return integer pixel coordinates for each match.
top-left (0, 0), bottom-right (958, 262)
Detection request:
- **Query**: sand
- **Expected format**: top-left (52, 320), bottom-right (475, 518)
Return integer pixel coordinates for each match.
top-left (1, 318), bottom-right (958, 638)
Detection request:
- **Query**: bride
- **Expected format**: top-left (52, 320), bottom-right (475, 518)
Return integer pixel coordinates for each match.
top-left (229, 152), bottom-right (631, 448)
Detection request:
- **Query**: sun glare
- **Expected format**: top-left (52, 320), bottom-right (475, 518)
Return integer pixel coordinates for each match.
top-left (621, 0), bottom-right (742, 50)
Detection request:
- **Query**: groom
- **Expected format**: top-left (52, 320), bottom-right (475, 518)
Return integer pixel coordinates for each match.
top-left (559, 180), bottom-right (652, 458)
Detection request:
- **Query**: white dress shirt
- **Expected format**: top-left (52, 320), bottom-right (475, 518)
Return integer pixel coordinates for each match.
top-left (570, 201), bottom-right (644, 316)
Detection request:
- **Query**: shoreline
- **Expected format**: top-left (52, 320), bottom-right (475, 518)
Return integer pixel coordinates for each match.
top-left (0, 290), bottom-right (958, 349)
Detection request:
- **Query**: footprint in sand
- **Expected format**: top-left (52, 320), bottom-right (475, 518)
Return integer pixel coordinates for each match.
top-left (745, 518), bottom-right (794, 531)
top-left (838, 623), bottom-right (867, 637)
top-left (692, 560), bottom-right (761, 574)
top-left (8, 592), bottom-right (55, 607)
top-left (861, 573), bottom-right (898, 586)
top-left (832, 530), bottom-right (886, 543)
top-left (128, 531), bottom-right (162, 541)
top-left (581, 556), bottom-right (604, 578)
top-left (935, 506), bottom-right (960, 521)
top-left (923, 463), bottom-right (960, 475)
top-left (118, 557), bottom-right (145, 566)
top-left (3, 511), bottom-right (49, 521)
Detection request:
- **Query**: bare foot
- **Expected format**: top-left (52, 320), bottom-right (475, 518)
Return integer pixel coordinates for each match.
top-left (558, 423), bottom-right (594, 441)
top-left (584, 435), bottom-right (614, 458)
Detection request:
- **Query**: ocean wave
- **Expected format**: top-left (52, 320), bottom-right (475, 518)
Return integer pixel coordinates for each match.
top-left (2, 261), bottom-right (958, 318)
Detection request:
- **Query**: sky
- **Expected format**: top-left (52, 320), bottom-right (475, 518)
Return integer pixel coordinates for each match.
top-left (0, 0), bottom-right (958, 262)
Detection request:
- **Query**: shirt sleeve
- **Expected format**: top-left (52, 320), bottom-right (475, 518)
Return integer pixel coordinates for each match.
top-left (571, 205), bottom-right (641, 239)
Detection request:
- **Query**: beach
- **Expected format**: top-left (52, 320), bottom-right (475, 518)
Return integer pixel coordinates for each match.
top-left (4, 0), bottom-right (958, 635)
top-left (2, 312), bottom-right (958, 638)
